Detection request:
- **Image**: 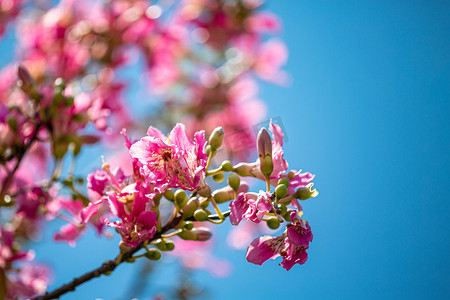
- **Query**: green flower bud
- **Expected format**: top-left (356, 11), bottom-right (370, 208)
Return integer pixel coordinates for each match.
top-left (182, 199), bottom-right (199, 219)
top-left (164, 189), bottom-right (174, 201)
top-left (175, 190), bottom-right (188, 208)
top-left (233, 162), bottom-right (258, 177)
top-left (184, 221), bottom-right (194, 230)
top-left (277, 178), bottom-right (290, 188)
top-left (227, 173), bottom-right (240, 191)
top-left (267, 217), bottom-right (280, 230)
top-left (220, 160), bottom-right (233, 172)
top-left (295, 183), bottom-right (319, 200)
top-left (155, 241), bottom-right (168, 251)
top-left (275, 184), bottom-right (288, 199)
top-left (208, 127), bottom-right (224, 150)
top-left (288, 171), bottom-right (296, 180)
top-left (212, 186), bottom-right (235, 203)
top-left (165, 240), bottom-right (175, 251)
top-left (257, 128), bottom-right (273, 177)
top-left (145, 249), bottom-right (162, 261)
top-left (212, 173), bottom-right (225, 182)
top-left (193, 209), bottom-right (209, 221)
top-left (178, 228), bottom-right (212, 241)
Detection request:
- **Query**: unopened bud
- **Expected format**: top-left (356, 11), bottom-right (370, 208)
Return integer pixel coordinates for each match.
top-left (233, 162), bottom-right (257, 177)
top-left (295, 183), bottom-right (319, 200)
top-left (209, 127), bottom-right (224, 150)
top-left (145, 249), bottom-right (162, 261)
top-left (17, 65), bottom-right (34, 91)
top-left (275, 184), bottom-right (288, 199)
top-left (165, 240), bottom-right (175, 251)
top-left (175, 190), bottom-right (188, 208)
top-left (257, 128), bottom-right (273, 177)
top-left (198, 185), bottom-right (211, 197)
top-left (220, 160), bottom-right (233, 172)
top-left (288, 171), bottom-right (296, 180)
top-left (267, 217), bottom-right (280, 230)
top-left (182, 199), bottom-right (199, 219)
top-left (193, 209), bottom-right (209, 221)
top-left (277, 178), bottom-right (290, 188)
top-left (178, 227), bottom-right (212, 241)
top-left (164, 189), bottom-right (174, 201)
top-left (227, 173), bottom-right (240, 191)
top-left (212, 186), bottom-right (235, 203)
top-left (184, 221), bottom-right (194, 230)
top-left (212, 173), bottom-right (225, 182)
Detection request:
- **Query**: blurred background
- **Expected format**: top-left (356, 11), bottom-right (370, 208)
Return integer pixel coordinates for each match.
top-left (2, 0), bottom-right (450, 299)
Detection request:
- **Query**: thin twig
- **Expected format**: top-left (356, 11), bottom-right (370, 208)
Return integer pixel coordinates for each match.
top-left (31, 215), bottom-right (183, 300)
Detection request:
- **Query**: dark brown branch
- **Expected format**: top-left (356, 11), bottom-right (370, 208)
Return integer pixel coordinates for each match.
top-left (31, 215), bottom-right (184, 300)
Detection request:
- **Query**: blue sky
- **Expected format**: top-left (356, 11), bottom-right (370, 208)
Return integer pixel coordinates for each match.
top-left (2, 0), bottom-right (450, 299)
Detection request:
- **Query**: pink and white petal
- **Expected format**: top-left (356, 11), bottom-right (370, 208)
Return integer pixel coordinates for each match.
top-left (245, 235), bottom-right (283, 266)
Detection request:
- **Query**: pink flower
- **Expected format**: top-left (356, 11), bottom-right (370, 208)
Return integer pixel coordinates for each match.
top-left (129, 123), bottom-right (207, 194)
top-left (0, 226), bottom-right (33, 268)
top-left (6, 263), bottom-right (51, 299)
top-left (229, 191), bottom-right (273, 225)
top-left (105, 182), bottom-right (158, 247)
top-left (246, 211), bottom-right (313, 270)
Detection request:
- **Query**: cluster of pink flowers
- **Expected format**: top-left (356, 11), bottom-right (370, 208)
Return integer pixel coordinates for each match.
top-left (0, 1), bottom-right (318, 299)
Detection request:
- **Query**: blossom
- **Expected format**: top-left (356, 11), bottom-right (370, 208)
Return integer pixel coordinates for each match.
top-left (6, 263), bottom-right (51, 299)
top-left (105, 182), bottom-right (158, 247)
top-left (129, 123), bottom-right (207, 194)
top-left (229, 191), bottom-right (273, 225)
top-left (246, 212), bottom-right (313, 270)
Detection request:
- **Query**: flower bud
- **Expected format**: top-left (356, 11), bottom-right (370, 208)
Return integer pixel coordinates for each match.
top-left (145, 249), bottom-right (162, 261)
top-left (220, 160), bottom-right (233, 172)
top-left (164, 189), bottom-right (174, 201)
top-left (175, 190), bottom-right (188, 208)
top-left (212, 173), bottom-right (225, 182)
top-left (184, 221), bottom-right (194, 230)
top-left (227, 173), bottom-right (240, 191)
top-left (257, 128), bottom-right (273, 177)
top-left (212, 186), bottom-right (235, 203)
top-left (155, 240), bottom-right (168, 251)
top-left (267, 217), bottom-right (280, 230)
top-left (275, 184), bottom-right (288, 199)
top-left (198, 185), bottom-right (211, 197)
top-left (294, 183), bottom-right (319, 200)
top-left (288, 171), bottom-right (296, 180)
top-left (277, 178), bottom-right (290, 188)
top-left (17, 65), bottom-right (36, 95)
top-left (178, 227), bottom-right (212, 241)
top-left (233, 162), bottom-right (258, 177)
top-left (165, 240), bottom-right (175, 251)
top-left (193, 209), bottom-right (209, 221)
top-left (209, 127), bottom-right (224, 150)
top-left (182, 199), bottom-right (199, 219)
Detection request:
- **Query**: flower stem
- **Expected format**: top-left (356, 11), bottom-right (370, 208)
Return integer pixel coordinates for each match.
top-left (209, 196), bottom-right (224, 220)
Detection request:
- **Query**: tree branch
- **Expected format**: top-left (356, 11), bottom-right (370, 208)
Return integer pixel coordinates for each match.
top-left (31, 215), bottom-right (184, 300)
